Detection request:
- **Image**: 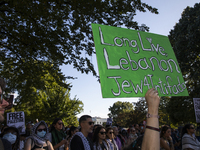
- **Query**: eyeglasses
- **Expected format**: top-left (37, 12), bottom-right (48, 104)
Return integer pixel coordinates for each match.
top-left (109, 132), bottom-right (114, 134)
top-left (37, 128), bottom-right (47, 132)
top-left (88, 121), bottom-right (94, 125)
top-left (57, 122), bottom-right (64, 125)
top-left (99, 132), bottom-right (106, 135)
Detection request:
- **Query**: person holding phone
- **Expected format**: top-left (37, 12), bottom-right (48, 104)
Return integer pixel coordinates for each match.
top-left (50, 118), bottom-right (68, 150)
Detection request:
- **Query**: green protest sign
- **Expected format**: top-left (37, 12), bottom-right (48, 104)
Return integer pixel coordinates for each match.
top-left (91, 23), bottom-right (189, 98)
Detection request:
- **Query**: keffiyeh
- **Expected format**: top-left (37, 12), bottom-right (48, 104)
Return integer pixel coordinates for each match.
top-left (69, 132), bottom-right (91, 150)
top-left (25, 120), bottom-right (49, 146)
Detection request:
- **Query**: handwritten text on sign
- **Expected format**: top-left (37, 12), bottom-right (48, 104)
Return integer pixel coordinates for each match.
top-left (91, 24), bottom-right (188, 98)
top-left (7, 111), bottom-right (25, 134)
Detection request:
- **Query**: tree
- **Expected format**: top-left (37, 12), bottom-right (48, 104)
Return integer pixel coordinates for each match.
top-left (108, 101), bottom-right (134, 125)
top-left (134, 97), bottom-right (173, 126)
top-left (168, 3), bottom-right (200, 123)
top-left (0, 0), bottom-right (158, 94)
top-left (12, 74), bottom-right (83, 126)
top-left (133, 97), bottom-right (147, 124)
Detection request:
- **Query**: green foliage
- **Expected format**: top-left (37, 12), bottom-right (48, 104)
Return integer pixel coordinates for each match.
top-left (107, 97), bottom-right (177, 127)
top-left (0, 0), bottom-right (158, 94)
top-left (1, 0), bottom-right (159, 126)
top-left (168, 3), bottom-right (200, 124)
top-left (13, 74), bottom-right (83, 126)
top-left (132, 97), bottom-right (147, 124)
top-left (108, 101), bottom-right (134, 126)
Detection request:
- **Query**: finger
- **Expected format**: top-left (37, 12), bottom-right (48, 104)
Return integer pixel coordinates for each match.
top-left (147, 88), bottom-right (155, 95)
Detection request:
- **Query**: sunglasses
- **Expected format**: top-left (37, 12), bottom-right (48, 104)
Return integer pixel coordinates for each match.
top-left (99, 132), bottom-right (106, 135)
top-left (88, 121), bottom-right (94, 125)
top-left (190, 127), bottom-right (195, 129)
top-left (109, 132), bottom-right (114, 134)
top-left (37, 128), bottom-right (47, 132)
top-left (57, 122), bottom-right (64, 125)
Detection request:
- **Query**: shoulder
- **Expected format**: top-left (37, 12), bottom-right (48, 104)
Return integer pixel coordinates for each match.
top-left (71, 135), bottom-right (83, 145)
top-left (182, 134), bottom-right (192, 141)
top-left (70, 135), bottom-right (84, 150)
top-left (160, 138), bottom-right (166, 144)
top-left (25, 137), bottom-right (33, 143)
top-left (1, 138), bottom-right (12, 150)
top-left (71, 135), bottom-right (82, 142)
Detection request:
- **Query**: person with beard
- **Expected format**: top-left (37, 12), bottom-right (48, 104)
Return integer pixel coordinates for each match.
top-left (70, 115), bottom-right (94, 150)
top-left (0, 78), bottom-right (12, 150)
top-left (24, 120), bottom-right (54, 150)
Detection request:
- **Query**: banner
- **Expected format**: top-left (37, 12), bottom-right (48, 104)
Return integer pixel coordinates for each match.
top-left (91, 23), bottom-right (189, 98)
top-left (7, 111), bottom-right (25, 134)
top-left (106, 118), bottom-right (112, 126)
top-left (193, 98), bottom-right (200, 123)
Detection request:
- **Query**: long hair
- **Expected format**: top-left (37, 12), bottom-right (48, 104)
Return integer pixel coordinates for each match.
top-left (68, 126), bottom-right (77, 138)
top-left (181, 124), bottom-right (193, 138)
top-left (1, 127), bottom-right (20, 150)
top-left (93, 126), bottom-right (107, 149)
top-left (106, 127), bottom-right (113, 139)
top-left (160, 125), bottom-right (170, 138)
top-left (50, 118), bottom-right (62, 132)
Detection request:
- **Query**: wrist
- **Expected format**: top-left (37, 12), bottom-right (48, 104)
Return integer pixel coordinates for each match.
top-left (148, 109), bottom-right (158, 115)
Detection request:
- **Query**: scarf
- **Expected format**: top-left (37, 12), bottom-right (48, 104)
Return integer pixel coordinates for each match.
top-left (25, 120), bottom-right (49, 146)
top-left (93, 141), bottom-right (110, 150)
top-left (69, 132), bottom-right (91, 150)
top-left (51, 129), bottom-right (66, 146)
top-left (106, 139), bottom-right (119, 150)
top-left (182, 133), bottom-right (200, 150)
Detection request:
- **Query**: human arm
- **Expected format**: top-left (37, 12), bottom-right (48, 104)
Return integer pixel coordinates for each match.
top-left (53, 139), bottom-right (68, 150)
top-left (160, 137), bottom-right (174, 150)
top-left (47, 140), bottom-right (54, 150)
top-left (141, 88), bottom-right (160, 150)
top-left (24, 138), bottom-right (32, 150)
top-left (64, 140), bottom-right (69, 150)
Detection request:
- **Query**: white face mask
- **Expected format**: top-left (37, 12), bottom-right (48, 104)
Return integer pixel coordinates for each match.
top-left (3, 132), bottom-right (17, 144)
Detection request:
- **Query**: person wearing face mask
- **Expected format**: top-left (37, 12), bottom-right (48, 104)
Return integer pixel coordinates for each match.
top-left (24, 120), bottom-right (54, 150)
top-left (1, 126), bottom-right (20, 150)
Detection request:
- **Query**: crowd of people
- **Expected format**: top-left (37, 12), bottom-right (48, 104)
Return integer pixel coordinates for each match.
top-left (0, 79), bottom-right (200, 150)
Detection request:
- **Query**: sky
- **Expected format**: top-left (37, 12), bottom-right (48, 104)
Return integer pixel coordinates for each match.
top-left (61, 0), bottom-right (199, 118)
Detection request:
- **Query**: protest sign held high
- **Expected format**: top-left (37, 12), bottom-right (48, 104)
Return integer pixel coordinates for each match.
top-left (193, 98), bottom-right (200, 123)
top-left (7, 111), bottom-right (25, 134)
top-left (91, 24), bottom-right (189, 98)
